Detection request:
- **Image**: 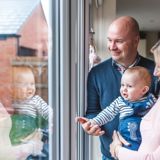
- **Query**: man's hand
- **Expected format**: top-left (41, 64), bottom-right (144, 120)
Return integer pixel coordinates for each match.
top-left (75, 116), bottom-right (105, 136)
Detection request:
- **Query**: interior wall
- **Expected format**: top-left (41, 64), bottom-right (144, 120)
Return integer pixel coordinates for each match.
top-left (91, 0), bottom-right (116, 61)
top-left (138, 39), bottom-right (147, 58)
top-left (146, 32), bottom-right (159, 59)
top-left (138, 32), bottom-right (159, 59)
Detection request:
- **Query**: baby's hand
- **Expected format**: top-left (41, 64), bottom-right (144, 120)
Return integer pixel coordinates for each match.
top-left (75, 116), bottom-right (89, 124)
top-left (89, 119), bottom-right (97, 127)
top-left (75, 116), bottom-right (105, 136)
top-left (75, 116), bottom-right (97, 127)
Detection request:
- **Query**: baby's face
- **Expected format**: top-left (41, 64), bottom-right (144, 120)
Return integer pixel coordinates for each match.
top-left (13, 71), bottom-right (36, 101)
top-left (120, 73), bottom-right (148, 101)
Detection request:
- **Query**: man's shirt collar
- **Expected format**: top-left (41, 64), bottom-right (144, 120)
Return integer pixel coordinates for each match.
top-left (112, 54), bottom-right (141, 74)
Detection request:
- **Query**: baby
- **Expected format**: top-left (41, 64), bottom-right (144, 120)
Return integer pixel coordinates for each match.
top-left (77, 66), bottom-right (157, 150)
top-left (9, 66), bottom-right (50, 158)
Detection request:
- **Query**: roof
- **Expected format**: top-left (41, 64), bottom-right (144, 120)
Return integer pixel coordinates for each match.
top-left (0, 0), bottom-right (41, 35)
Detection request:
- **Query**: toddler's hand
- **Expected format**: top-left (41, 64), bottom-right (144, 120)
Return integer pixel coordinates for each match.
top-left (75, 116), bottom-right (89, 124)
top-left (28, 139), bottom-right (43, 156)
top-left (75, 116), bottom-right (105, 136)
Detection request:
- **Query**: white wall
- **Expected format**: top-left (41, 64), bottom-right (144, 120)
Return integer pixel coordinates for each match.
top-left (92, 0), bottom-right (116, 60)
top-left (138, 39), bottom-right (147, 57)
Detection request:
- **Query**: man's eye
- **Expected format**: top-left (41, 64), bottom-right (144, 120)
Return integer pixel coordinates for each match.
top-left (107, 39), bottom-right (112, 43)
top-left (116, 40), bottom-right (124, 43)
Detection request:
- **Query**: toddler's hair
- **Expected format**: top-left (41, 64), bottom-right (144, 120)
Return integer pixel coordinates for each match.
top-left (124, 66), bottom-right (151, 87)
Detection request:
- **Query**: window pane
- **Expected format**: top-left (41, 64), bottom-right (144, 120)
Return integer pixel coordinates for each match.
top-left (0, 0), bottom-right (51, 159)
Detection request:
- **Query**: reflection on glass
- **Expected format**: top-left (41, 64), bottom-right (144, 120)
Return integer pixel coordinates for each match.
top-left (89, 28), bottom-right (101, 70)
top-left (10, 66), bottom-right (49, 159)
top-left (0, 0), bottom-right (50, 159)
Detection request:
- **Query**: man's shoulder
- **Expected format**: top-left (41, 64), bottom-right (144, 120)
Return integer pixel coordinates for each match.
top-left (90, 58), bottom-right (112, 72)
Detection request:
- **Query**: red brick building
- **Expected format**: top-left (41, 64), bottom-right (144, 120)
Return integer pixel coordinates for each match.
top-left (0, 0), bottom-right (48, 111)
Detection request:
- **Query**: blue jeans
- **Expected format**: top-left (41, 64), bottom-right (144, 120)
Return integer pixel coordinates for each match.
top-left (102, 154), bottom-right (114, 160)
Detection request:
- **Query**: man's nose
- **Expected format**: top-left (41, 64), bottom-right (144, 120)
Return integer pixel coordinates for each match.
top-left (110, 41), bottom-right (117, 50)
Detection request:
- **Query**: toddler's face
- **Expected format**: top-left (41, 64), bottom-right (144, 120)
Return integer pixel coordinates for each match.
top-left (120, 73), bottom-right (148, 101)
top-left (13, 71), bottom-right (36, 101)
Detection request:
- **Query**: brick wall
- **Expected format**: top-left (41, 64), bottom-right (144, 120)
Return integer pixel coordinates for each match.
top-left (19, 4), bottom-right (48, 57)
top-left (0, 4), bottom-right (48, 112)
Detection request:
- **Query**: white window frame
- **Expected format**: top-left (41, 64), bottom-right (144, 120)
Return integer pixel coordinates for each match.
top-left (52, 0), bottom-right (90, 160)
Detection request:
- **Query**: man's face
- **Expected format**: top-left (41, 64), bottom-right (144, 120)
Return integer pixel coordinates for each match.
top-left (107, 23), bottom-right (139, 67)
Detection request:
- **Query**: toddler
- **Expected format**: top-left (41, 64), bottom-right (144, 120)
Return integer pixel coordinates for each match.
top-left (77, 66), bottom-right (157, 150)
top-left (9, 66), bottom-right (50, 159)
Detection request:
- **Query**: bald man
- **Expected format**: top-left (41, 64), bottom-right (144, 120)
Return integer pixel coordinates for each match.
top-left (78, 16), bottom-right (159, 160)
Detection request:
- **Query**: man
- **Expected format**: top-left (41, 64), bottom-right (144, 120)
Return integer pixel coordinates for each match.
top-left (78, 16), bottom-right (159, 160)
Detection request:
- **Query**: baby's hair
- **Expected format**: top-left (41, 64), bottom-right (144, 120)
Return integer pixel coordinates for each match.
top-left (12, 66), bottom-right (34, 81)
top-left (12, 65), bottom-right (33, 72)
top-left (124, 66), bottom-right (151, 87)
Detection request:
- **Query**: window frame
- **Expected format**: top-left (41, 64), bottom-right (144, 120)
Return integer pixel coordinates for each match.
top-left (52, 0), bottom-right (91, 160)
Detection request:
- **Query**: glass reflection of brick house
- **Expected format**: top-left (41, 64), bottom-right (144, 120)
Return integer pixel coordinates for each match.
top-left (0, 0), bottom-right (48, 112)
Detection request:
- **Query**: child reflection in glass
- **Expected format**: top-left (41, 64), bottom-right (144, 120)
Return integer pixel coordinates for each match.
top-left (10, 66), bottom-right (50, 159)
